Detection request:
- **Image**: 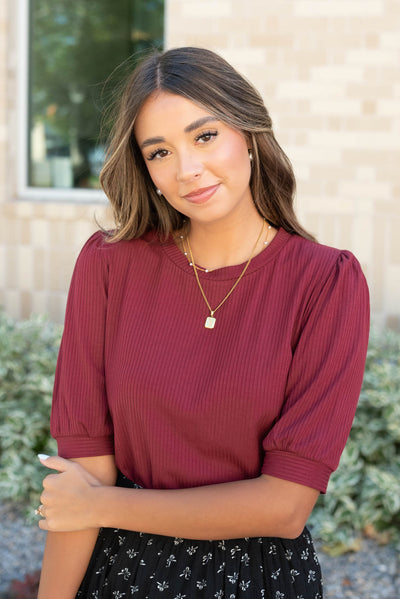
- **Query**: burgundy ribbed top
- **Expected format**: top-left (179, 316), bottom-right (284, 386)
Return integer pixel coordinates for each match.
top-left (51, 228), bottom-right (369, 493)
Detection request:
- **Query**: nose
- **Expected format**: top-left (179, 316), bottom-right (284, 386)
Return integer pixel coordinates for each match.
top-left (176, 149), bottom-right (203, 183)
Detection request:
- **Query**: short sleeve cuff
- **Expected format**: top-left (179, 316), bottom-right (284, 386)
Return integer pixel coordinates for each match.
top-left (261, 450), bottom-right (332, 493)
top-left (55, 435), bottom-right (114, 459)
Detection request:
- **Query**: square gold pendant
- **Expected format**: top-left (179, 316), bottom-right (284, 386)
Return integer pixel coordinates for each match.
top-left (205, 316), bottom-right (216, 329)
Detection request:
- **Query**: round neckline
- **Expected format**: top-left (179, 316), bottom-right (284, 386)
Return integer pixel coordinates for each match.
top-left (161, 227), bottom-right (291, 281)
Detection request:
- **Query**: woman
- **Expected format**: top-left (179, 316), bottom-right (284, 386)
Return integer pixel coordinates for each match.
top-left (37, 47), bottom-right (369, 598)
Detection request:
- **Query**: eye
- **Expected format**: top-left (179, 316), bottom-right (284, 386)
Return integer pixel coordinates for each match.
top-left (195, 130), bottom-right (218, 144)
top-left (146, 148), bottom-right (170, 161)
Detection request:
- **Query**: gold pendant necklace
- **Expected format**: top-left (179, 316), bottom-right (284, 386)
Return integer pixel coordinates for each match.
top-left (186, 220), bottom-right (271, 329)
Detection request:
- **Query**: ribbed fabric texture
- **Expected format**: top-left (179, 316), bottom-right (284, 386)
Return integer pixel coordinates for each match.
top-left (51, 228), bottom-right (369, 493)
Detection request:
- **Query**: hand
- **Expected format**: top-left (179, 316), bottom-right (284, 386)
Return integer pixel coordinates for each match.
top-left (37, 455), bottom-right (103, 532)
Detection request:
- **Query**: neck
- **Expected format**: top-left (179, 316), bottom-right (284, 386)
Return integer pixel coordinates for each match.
top-left (185, 212), bottom-right (267, 271)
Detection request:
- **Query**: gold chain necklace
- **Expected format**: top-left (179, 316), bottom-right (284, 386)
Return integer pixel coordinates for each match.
top-left (186, 220), bottom-right (270, 329)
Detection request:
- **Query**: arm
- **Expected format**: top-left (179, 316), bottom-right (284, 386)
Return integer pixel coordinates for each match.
top-left (95, 472), bottom-right (319, 540)
top-left (37, 455), bottom-right (117, 599)
top-left (38, 455), bottom-right (319, 541)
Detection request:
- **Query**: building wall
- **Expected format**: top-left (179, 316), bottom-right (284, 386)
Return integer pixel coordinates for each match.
top-left (0, 0), bottom-right (399, 326)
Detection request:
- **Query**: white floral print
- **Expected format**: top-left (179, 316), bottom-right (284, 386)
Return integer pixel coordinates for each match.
top-left (76, 488), bottom-right (322, 599)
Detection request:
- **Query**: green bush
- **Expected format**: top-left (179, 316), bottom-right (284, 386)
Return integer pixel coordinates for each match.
top-left (0, 310), bottom-right (62, 509)
top-left (309, 327), bottom-right (400, 554)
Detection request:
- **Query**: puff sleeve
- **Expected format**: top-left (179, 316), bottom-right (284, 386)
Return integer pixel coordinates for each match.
top-left (50, 232), bottom-right (114, 458)
top-left (261, 251), bottom-right (370, 493)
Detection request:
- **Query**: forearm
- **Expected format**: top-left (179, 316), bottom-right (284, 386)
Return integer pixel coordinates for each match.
top-left (38, 454), bottom-right (117, 597)
top-left (37, 530), bottom-right (99, 599)
top-left (94, 475), bottom-right (319, 540)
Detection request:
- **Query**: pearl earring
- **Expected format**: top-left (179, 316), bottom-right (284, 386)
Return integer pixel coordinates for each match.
top-left (156, 188), bottom-right (162, 196)
top-left (248, 150), bottom-right (253, 161)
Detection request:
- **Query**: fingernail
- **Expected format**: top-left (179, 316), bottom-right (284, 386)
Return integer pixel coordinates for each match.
top-left (38, 454), bottom-right (50, 460)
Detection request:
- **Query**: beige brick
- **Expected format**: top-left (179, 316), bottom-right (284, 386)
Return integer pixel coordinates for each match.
top-left (386, 314), bottom-right (400, 331)
top-left (365, 33), bottom-right (380, 48)
top-left (5, 245), bottom-right (18, 288)
top-left (390, 221), bottom-right (400, 264)
top-left (47, 293), bottom-right (67, 324)
top-left (310, 64), bottom-right (365, 83)
top-left (371, 215), bottom-right (388, 310)
top-left (276, 80), bottom-right (344, 100)
top-left (31, 219), bottom-right (50, 247)
top-left (310, 99), bottom-right (362, 116)
top-left (362, 100), bottom-right (376, 115)
top-left (293, 0), bottom-right (383, 17)
top-left (376, 99), bottom-right (400, 116)
top-left (220, 47), bottom-right (266, 67)
top-left (20, 290), bottom-right (33, 319)
top-left (336, 215), bottom-right (354, 251)
top-left (339, 180), bottom-right (392, 201)
top-left (355, 167), bottom-right (376, 182)
top-left (317, 216), bottom-right (336, 247)
top-left (308, 130), bottom-right (399, 150)
top-left (33, 247), bottom-right (47, 290)
top-left (386, 266), bottom-right (400, 313)
top-left (48, 249), bottom-right (75, 292)
top-left (353, 214), bottom-right (375, 266)
top-left (17, 245), bottom-right (34, 289)
top-left (289, 145), bottom-right (342, 167)
top-left (2, 290), bottom-right (20, 319)
top-left (43, 203), bottom-right (83, 221)
top-left (0, 217), bottom-right (16, 244)
top-left (0, 244), bottom-right (5, 288)
top-left (380, 30), bottom-right (400, 49)
top-left (17, 219), bottom-right (31, 244)
top-left (292, 164), bottom-right (311, 183)
top-left (14, 201), bottom-right (35, 219)
top-left (182, 0), bottom-right (232, 18)
top-left (48, 220), bottom-right (78, 247)
top-left (303, 214), bottom-right (321, 239)
top-left (31, 291), bottom-right (48, 316)
top-left (74, 220), bottom-right (98, 247)
top-left (348, 48), bottom-right (398, 67)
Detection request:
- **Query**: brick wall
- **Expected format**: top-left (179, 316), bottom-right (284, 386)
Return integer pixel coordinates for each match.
top-left (0, 0), bottom-right (399, 326)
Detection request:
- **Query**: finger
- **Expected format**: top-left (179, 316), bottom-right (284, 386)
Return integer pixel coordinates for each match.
top-left (38, 518), bottom-right (49, 531)
top-left (37, 454), bottom-right (71, 472)
top-left (41, 472), bottom-right (65, 489)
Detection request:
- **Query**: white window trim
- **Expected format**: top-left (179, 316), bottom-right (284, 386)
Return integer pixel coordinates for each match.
top-left (17, 0), bottom-right (107, 203)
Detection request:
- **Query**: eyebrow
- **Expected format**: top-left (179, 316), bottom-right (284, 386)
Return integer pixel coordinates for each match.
top-left (184, 116), bottom-right (218, 133)
top-left (139, 116), bottom-right (218, 149)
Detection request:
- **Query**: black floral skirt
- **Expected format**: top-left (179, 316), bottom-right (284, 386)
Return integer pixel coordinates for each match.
top-left (76, 475), bottom-right (323, 598)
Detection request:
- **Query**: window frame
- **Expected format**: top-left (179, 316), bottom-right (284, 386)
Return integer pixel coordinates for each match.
top-left (17, 0), bottom-right (109, 203)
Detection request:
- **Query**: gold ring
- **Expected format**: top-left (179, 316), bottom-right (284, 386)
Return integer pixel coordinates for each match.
top-left (35, 504), bottom-right (45, 518)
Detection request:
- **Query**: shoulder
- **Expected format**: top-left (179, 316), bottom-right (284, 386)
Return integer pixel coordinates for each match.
top-left (284, 232), bottom-right (351, 266)
top-left (68, 230), bottom-right (164, 303)
top-left (276, 232), bottom-right (369, 320)
top-left (75, 230), bottom-right (160, 269)
top-left (282, 232), bottom-right (366, 284)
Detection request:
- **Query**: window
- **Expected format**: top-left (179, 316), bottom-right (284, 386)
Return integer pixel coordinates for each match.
top-left (27, 0), bottom-right (163, 192)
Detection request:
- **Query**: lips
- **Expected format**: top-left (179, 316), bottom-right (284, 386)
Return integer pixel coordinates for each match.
top-left (183, 184), bottom-right (220, 204)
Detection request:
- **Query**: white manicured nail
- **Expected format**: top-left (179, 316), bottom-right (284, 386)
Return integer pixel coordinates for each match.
top-left (38, 454), bottom-right (50, 460)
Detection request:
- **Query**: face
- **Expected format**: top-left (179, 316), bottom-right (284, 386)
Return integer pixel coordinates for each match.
top-left (134, 91), bottom-right (254, 227)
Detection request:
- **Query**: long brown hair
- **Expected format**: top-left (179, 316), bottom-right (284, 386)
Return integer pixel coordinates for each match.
top-left (100, 47), bottom-right (315, 242)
